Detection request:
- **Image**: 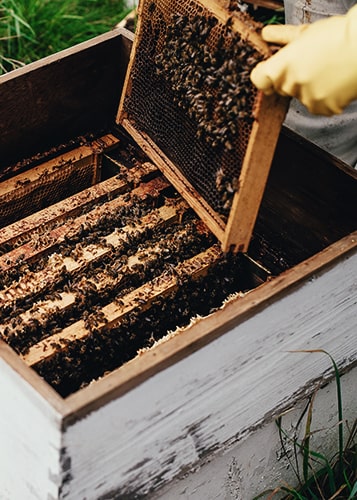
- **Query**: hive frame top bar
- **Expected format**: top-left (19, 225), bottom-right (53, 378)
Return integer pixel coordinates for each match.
top-left (117, 0), bottom-right (289, 253)
top-left (196, 0), bottom-right (271, 56)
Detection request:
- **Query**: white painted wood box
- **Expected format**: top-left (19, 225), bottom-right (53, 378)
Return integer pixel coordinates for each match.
top-left (0, 28), bottom-right (356, 500)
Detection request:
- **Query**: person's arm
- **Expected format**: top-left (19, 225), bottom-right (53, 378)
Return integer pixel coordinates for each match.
top-left (250, 4), bottom-right (357, 116)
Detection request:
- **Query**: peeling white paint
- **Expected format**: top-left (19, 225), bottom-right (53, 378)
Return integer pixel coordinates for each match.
top-left (0, 359), bottom-right (62, 500)
top-left (154, 367), bottom-right (357, 499)
top-left (59, 249), bottom-right (357, 499)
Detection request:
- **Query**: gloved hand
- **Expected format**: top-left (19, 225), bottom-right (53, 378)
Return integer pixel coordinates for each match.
top-left (250, 5), bottom-right (357, 116)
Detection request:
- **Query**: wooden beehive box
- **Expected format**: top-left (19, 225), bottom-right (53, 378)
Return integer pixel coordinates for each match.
top-left (0, 28), bottom-right (356, 500)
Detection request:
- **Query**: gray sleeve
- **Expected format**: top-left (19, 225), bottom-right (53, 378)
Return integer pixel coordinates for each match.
top-left (284, 0), bottom-right (356, 24)
top-left (283, 0), bottom-right (357, 168)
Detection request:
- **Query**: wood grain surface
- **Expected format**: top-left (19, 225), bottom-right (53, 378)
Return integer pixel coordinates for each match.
top-left (0, 29), bottom-right (133, 171)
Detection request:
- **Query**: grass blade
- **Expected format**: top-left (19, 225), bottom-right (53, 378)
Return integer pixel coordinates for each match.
top-left (279, 486), bottom-right (307, 499)
top-left (289, 350), bottom-right (344, 475)
top-left (276, 416), bottom-right (302, 486)
top-left (302, 392), bottom-right (315, 483)
top-left (347, 481), bottom-right (357, 499)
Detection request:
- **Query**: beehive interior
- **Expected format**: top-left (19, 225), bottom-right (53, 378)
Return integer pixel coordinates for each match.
top-left (118, 0), bottom-right (288, 251)
top-left (0, 129), bottom-right (270, 397)
top-left (1, 122), bottom-right (356, 397)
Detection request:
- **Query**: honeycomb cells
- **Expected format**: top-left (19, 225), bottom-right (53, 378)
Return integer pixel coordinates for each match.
top-left (124, 0), bottom-right (264, 218)
top-left (0, 160), bottom-right (97, 228)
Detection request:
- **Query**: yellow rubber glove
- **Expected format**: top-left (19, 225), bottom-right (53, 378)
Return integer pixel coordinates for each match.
top-left (250, 5), bottom-right (357, 116)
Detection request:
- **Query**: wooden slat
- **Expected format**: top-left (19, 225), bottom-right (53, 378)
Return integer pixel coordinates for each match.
top-left (0, 147), bottom-right (92, 199)
top-left (0, 171), bottom-right (165, 271)
top-left (214, 0), bottom-right (284, 12)
top-left (22, 245), bottom-right (222, 367)
top-left (0, 134), bottom-right (124, 229)
top-left (0, 225), bottom-right (195, 340)
top-left (0, 135), bottom-right (119, 199)
top-left (121, 119), bottom-right (226, 242)
top-left (0, 200), bottom-right (186, 307)
top-left (223, 93), bottom-right (290, 253)
top-left (197, 1), bottom-right (271, 56)
top-left (0, 160), bottom-right (158, 253)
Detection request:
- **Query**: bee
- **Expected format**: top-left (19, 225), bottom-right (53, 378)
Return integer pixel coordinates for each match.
top-left (15, 178), bottom-right (31, 187)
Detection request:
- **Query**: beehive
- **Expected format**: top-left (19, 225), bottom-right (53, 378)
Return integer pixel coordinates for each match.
top-left (0, 26), bottom-right (356, 500)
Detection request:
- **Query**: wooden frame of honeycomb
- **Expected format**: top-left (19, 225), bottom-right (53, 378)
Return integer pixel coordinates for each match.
top-left (117, 0), bottom-right (289, 252)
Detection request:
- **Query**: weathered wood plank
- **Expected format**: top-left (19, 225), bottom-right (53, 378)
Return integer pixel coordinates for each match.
top-left (152, 366), bottom-right (357, 499)
top-left (0, 342), bottom-right (64, 499)
top-left (64, 231), bottom-right (357, 417)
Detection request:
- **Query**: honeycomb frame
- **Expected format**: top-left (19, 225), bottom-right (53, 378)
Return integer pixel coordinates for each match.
top-left (117, 0), bottom-right (289, 252)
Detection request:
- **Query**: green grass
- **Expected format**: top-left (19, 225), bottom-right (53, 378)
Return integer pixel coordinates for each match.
top-left (251, 7), bottom-right (284, 26)
top-left (254, 351), bottom-right (356, 500)
top-left (0, 0), bottom-right (132, 73)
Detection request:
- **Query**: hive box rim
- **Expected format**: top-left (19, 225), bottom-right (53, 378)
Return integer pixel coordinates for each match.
top-left (0, 27), bottom-right (134, 83)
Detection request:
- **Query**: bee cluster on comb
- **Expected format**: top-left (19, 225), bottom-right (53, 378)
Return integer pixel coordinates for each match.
top-left (155, 14), bottom-right (263, 153)
top-left (0, 133), bottom-right (264, 397)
